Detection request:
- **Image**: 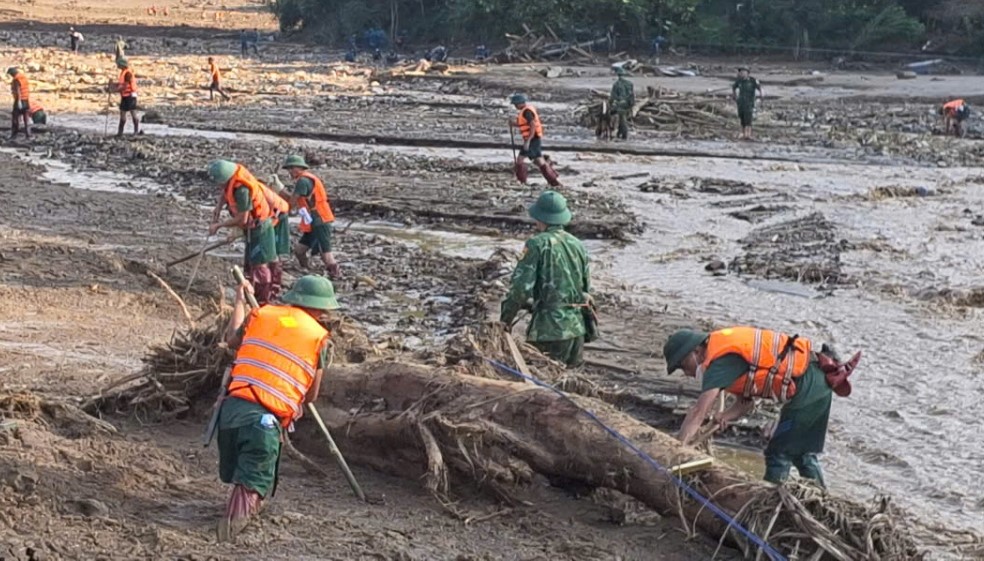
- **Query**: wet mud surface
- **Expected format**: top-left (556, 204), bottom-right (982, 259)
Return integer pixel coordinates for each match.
top-left (1, 3), bottom-right (984, 558)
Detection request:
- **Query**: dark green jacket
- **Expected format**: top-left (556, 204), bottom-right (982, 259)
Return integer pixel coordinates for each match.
top-left (609, 77), bottom-right (635, 112)
top-left (500, 226), bottom-right (591, 342)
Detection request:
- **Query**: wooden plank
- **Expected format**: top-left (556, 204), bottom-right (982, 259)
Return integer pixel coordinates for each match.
top-left (669, 457), bottom-right (714, 477)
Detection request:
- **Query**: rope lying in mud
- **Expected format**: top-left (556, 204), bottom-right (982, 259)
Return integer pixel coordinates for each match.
top-left (485, 358), bottom-right (787, 561)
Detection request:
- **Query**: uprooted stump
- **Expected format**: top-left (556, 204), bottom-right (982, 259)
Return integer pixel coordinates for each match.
top-left (291, 360), bottom-right (929, 560)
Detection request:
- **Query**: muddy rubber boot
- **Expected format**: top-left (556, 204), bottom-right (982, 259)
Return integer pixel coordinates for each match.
top-left (514, 156), bottom-right (529, 184)
top-left (250, 264), bottom-right (274, 305)
top-left (538, 162), bottom-right (561, 188)
top-left (217, 484), bottom-right (261, 542)
top-left (268, 260), bottom-right (284, 301)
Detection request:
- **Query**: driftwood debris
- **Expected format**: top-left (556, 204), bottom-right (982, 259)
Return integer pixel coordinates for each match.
top-left (492, 26), bottom-right (610, 64)
top-left (575, 86), bottom-right (734, 132)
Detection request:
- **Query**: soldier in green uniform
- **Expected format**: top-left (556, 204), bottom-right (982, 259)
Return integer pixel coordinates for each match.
top-left (609, 67), bottom-right (635, 140)
top-left (664, 328), bottom-right (858, 487)
top-left (500, 191), bottom-right (592, 367)
top-left (731, 66), bottom-right (762, 141)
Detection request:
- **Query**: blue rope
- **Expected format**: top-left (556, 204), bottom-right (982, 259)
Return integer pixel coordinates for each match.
top-left (485, 358), bottom-right (787, 561)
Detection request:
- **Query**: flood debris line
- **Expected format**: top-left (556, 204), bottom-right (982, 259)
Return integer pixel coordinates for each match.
top-left (636, 176), bottom-right (756, 198)
top-left (576, 87), bottom-right (734, 132)
top-left (285, 360), bottom-right (929, 561)
top-left (492, 25), bottom-right (610, 64)
top-left (730, 212), bottom-right (848, 286)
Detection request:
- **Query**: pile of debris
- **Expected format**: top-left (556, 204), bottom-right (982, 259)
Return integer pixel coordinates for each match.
top-left (730, 212), bottom-right (848, 286)
top-left (575, 86), bottom-right (734, 131)
top-left (491, 25), bottom-right (610, 64)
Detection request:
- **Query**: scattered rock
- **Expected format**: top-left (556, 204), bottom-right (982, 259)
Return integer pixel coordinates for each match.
top-left (896, 71), bottom-right (917, 80)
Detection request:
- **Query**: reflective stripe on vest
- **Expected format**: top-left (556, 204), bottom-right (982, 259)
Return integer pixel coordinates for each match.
top-left (118, 69), bottom-right (136, 97)
top-left (224, 165), bottom-right (273, 225)
top-left (703, 326), bottom-right (813, 403)
top-left (297, 171), bottom-right (334, 233)
top-left (516, 105), bottom-right (543, 140)
top-left (12, 73), bottom-right (28, 101)
top-left (228, 305), bottom-right (328, 426)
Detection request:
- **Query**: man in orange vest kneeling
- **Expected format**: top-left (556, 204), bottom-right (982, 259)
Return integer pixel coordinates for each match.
top-left (208, 160), bottom-right (290, 304)
top-left (940, 98), bottom-right (970, 137)
top-left (216, 274), bottom-right (339, 541)
top-left (665, 327), bottom-right (860, 487)
top-left (281, 155), bottom-right (342, 279)
top-left (509, 94), bottom-right (561, 188)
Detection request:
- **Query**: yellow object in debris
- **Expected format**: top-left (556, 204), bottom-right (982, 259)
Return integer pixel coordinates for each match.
top-left (669, 457), bottom-right (714, 477)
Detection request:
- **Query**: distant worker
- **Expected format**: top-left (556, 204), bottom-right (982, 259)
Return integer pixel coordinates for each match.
top-left (28, 101), bottom-right (47, 125)
top-left (215, 274), bottom-right (339, 541)
top-left (239, 29), bottom-right (249, 57)
top-left (427, 45), bottom-right (448, 63)
top-left (68, 27), bottom-right (84, 54)
top-left (609, 67), bottom-right (635, 140)
top-left (343, 50), bottom-right (356, 63)
top-left (208, 57), bottom-right (231, 101)
top-left (114, 36), bottom-right (128, 63)
top-left (650, 35), bottom-right (667, 62)
top-left (475, 44), bottom-right (490, 61)
top-left (666, 326), bottom-right (859, 487)
top-left (7, 68), bottom-right (31, 140)
top-left (281, 155), bottom-right (341, 279)
top-left (207, 160), bottom-right (286, 305)
top-left (941, 98), bottom-right (970, 137)
top-left (732, 66), bottom-right (763, 141)
top-left (110, 58), bottom-right (140, 137)
top-left (509, 93), bottom-right (561, 187)
top-left (249, 28), bottom-right (260, 55)
top-left (500, 191), bottom-right (592, 367)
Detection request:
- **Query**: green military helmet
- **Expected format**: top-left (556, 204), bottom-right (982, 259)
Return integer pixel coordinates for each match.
top-left (207, 159), bottom-right (237, 184)
top-left (614, 66), bottom-right (627, 76)
top-left (6, 67), bottom-right (18, 76)
top-left (528, 190), bottom-right (572, 226)
top-left (281, 154), bottom-right (309, 170)
top-left (116, 57), bottom-right (129, 68)
top-left (663, 329), bottom-right (709, 374)
top-left (510, 93), bottom-right (527, 105)
top-left (281, 275), bottom-right (340, 311)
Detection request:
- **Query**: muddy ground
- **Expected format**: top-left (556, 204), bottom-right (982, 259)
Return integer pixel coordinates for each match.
top-left (1, 0), bottom-right (984, 559)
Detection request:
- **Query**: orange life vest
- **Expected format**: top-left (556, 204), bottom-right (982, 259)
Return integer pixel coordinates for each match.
top-left (209, 63), bottom-right (220, 82)
top-left (943, 99), bottom-right (966, 117)
top-left (296, 171), bottom-right (335, 233)
top-left (224, 165), bottom-right (273, 226)
top-left (702, 326), bottom-right (814, 402)
top-left (227, 305), bottom-right (329, 427)
top-left (27, 101), bottom-right (42, 116)
top-left (118, 68), bottom-right (136, 97)
top-left (11, 72), bottom-right (29, 101)
top-left (516, 104), bottom-right (543, 140)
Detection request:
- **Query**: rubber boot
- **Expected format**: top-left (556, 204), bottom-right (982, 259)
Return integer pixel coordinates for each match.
top-left (268, 260), bottom-right (284, 301)
top-left (217, 484), bottom-right (262, 542)
top-left (250, 264), bottom-right (274, 305)
top-left (538, 161), bottom-right (561, 187)
top-left (514, 156), bottom-right (528, 184)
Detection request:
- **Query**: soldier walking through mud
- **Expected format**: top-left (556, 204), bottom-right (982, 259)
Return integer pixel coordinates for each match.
top-left (510, 94), bottom-right (562, 188)
top-left (207, 160), bottom-right (289, 305)
top-left (207, 57), bottom-right (231, 101)
top-left (7, 67), bottom-right (32, 140)
top-left (280, 155), bottom-right (342, 280)
top-left (114, 36), bottom-right (127, 64)
top-left (68, 27), bottom-right (84, 54)
top-left (110, 58), bottom-right (140, 137)
top-left (732, 66), bottom-right (762, 141)
top-left (609, 67), bottom-right (635, 140)
top-left (214, 274), bottom-right (340, 541)
top-left (500, 191), bottom-right (594, 366)
top-left (665, 326), bottom-right (860, 486)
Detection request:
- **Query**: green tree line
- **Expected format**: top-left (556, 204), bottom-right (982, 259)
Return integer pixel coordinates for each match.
top-left (270, 0), bottom-right (984, 56)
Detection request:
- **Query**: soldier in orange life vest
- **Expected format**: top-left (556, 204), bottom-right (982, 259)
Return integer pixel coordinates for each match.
top-left (509, 93), bottom-right (561, 187)
top-left (7, 67), bottom-right (31, 140)
top-left (207, 160), bottom-right (289, 304)
top-left (280, 155), bottom-right (342, 279)
top-left (109, 58), bottom-right (140, 137)
top-left (940, 98), bottom-right (970, 137)
top-left (207, 57), bottom-right (230, 101)
top-left (664, 327), bottom-right (860, 487)
top-left (215, 274), bottom-right (339, 541)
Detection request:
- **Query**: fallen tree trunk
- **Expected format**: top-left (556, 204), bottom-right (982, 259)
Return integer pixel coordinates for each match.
top-left (293, 360), bottom-right (925, 560)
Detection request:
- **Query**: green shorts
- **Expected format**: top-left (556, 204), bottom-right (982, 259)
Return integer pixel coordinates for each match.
top-left (299, 222), bottom-right (333, 254)
top-left (520, 137), bottom-right (543, 160)
top-left (246, 219), bottom-right (277, 266)
top-left (274, 215), bottom-right (291, 257)
top-left (217, 397), bottom-right (282, 497)
top-left (737, 104), bottom-right (754, 127)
